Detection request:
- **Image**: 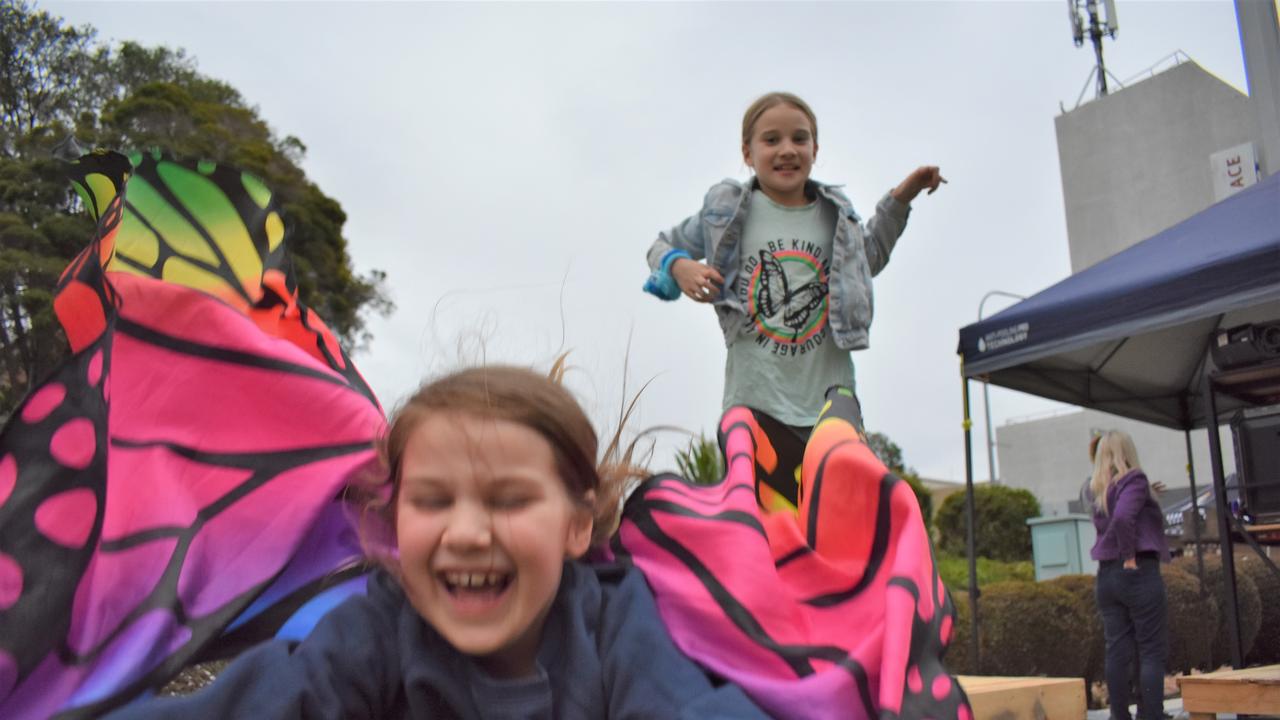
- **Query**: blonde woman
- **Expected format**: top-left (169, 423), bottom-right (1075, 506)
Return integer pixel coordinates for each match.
top-left (1089, 430), bottom-right (1169, 720)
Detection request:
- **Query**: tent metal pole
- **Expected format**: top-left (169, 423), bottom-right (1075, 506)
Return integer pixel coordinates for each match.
top-left (983, 380), bottom-right (996, 482)
top-left (961, 374), bottom-right (980, 672)
top-left (976, 290), bottom-right (1024, 483)
top-left (1183, 428), bottom-right (1207, 597)
top-left (1203, 378), bottom-right (1243, 668)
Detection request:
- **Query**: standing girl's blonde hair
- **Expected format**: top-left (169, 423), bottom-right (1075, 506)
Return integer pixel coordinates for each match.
top-left (1090, 430), bottom-right (1146, 514)
top-left (741, 92), bottom-right (819, 146)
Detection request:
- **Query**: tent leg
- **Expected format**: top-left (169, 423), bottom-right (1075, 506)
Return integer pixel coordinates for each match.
top-left (1204, 381), bottom-right (1243, 669)
top-left (961, 376), bottom-right (980, 673)
top-left (1184, 429), bottom-right (1208, 597)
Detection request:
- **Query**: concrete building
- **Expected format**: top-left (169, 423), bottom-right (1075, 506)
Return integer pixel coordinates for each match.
top-left (996, 407), bottom-right (1235, 516)
top-left (1055, 60), bottom-right (1256, 272)
top-left (999, 41), bottom-right (1273, 515)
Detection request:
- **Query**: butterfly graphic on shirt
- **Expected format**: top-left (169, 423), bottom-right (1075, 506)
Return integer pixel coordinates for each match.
top-left (750, 249), bottom-right (829, 342)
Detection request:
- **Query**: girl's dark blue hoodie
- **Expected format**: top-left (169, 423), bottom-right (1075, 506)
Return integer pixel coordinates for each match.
top-left (107, 562), bottom-right (767, 719)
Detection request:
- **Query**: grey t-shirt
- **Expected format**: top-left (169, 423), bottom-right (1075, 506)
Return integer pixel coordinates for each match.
top-left (723, 190), bottom-right (851, 426)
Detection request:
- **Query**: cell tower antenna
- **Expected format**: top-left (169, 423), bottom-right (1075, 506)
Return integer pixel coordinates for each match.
top-left (1068, 0), bottom-right (1119, 97)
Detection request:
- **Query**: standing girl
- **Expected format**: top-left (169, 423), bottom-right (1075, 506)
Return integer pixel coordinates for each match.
top-left (1089, 430), bottom-right (1169, 720)
top-left (109, 361), bottom-right (767, 719)
top-left (644, 92), bottom-right (944, 434)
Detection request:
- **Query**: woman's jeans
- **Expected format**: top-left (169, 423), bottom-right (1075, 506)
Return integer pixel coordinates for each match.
top-left (1095, 556), bottom-right (1168, 720)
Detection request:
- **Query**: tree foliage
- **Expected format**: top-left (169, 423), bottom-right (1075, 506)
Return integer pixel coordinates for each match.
top-left (935, 483), bottom-right (1040, 561)
top-left (0, 0), bottom-right (391, 418)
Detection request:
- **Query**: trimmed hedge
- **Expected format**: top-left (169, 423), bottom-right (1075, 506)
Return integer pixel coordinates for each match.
top-left (1172, 554), bottom-right (1261, 667)
top-left (943, 564), bottom-right (1226, 684)
top-left (1162, 564), bottom-right (1218, 673)
top-left (946, 581), bottom-right (1090, 678)
top-left (1044, 574), bottom-right (1103, 692)
top-left (935, 485), bottom-right (1040, 562)
top-left (981, 581), bottom-right (1091, 677)
top-left (1237, 554), bottom-right (1280, 665)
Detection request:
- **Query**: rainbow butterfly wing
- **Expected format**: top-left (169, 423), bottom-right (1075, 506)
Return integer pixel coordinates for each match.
top-left (615, 388), bottom-right (970, 720)
top-left (0, 152), bottom-right (383, 718)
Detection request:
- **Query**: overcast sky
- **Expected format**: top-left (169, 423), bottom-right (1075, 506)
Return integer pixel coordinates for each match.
top-left (48, 1), bottom-right (1252, 482)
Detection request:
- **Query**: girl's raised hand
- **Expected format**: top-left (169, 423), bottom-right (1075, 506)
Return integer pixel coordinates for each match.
top-left (891, 166), bottom-right (947, 204)
top-left (672, 258), bottom-right (724, 303)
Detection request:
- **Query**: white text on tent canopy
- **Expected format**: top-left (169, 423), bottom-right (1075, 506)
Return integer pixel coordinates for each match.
top-left (977, 322), bottom-right (1030, 353)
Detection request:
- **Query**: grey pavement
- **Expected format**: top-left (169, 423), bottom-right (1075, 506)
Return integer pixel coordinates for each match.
top-left (1085, 696), bottom-right (1239, 720)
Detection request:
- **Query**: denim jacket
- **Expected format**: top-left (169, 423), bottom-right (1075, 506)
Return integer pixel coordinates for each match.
top-left (646, 177), bottom-right (910, 350)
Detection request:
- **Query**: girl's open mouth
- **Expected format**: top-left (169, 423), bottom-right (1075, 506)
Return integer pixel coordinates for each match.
top-left (439, 571), bottom-right (513, 599)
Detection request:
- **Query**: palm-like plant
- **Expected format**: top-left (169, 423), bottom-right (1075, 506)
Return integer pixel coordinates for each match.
top-left (674, 435), bottom-right (724, 486)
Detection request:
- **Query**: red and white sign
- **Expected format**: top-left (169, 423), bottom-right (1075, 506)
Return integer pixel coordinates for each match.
top-left (1210, 143), bottom-right (1258, 202)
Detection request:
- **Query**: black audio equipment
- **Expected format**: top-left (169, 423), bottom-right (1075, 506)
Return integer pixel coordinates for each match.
top-left (1212, 322), bottom-right (1280, 371)
top-left (1231, 406), bottom-right (1280, 523)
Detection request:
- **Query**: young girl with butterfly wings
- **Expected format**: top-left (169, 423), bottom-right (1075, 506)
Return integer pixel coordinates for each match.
top-left (644, 92), bottom-right (944, 440)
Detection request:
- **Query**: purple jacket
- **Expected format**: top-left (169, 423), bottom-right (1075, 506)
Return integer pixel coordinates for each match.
top-left (1090, 469), bottom-right (1170, 562)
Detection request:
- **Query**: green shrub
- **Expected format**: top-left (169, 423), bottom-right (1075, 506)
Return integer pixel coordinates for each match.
top-left (1173, 554), bottom-right (1261, 667)
top-left (1162, 564), bottom-right (1218, 673)
top-left (947, 591), bottom-right (974, 675)
top-left (900, 471), bottom-right (933, 533)
top-left (1044, 574), bottom-right (1102, 693)
top-left (937, 553), bottom-right (1034, 590)
top-left (935, 485), bottom-right (1041, 562)
top-left (1237, 554), bottom-right (1280, 665)
top-left (977, 581), bottom-right (1091, 678)
top-left (865, 431), bottom-right (932, 532)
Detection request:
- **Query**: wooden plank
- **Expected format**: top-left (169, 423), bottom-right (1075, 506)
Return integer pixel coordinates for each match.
top-left (957, 675), bottom-right (1086, 720)
top-left (1244, 523), bottom-right (1280, 533)
top-left (1176, 664), bottom-right (1280, 684)
top-left (958, 676), bottom-right (1082, 692)
top-left (1177, 664), bottom-right (1280, 717)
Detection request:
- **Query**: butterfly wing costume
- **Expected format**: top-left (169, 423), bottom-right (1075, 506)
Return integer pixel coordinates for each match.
top-left (614, 388), bottom-right (971, 720)
top-left (0, 151), bottom-right (383, 719)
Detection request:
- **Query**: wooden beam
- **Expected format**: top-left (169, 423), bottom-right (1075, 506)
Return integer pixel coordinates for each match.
top-left (957, 676), bottom-right (1086, 720)
top-left (1177, 664), bottom-right (1280, 717)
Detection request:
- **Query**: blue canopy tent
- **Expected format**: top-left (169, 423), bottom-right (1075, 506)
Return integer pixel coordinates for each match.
top-left (955, 171), bottom-right (1280, 670)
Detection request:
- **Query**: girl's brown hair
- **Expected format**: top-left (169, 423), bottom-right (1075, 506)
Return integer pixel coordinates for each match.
top-left (741, 91), bottom-right (819, 146)
top-left (355, 356), bottom-right (643, 571)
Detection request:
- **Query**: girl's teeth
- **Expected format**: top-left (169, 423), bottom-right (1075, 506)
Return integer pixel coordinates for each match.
top-left (444, 571), bottom-right (504, 588)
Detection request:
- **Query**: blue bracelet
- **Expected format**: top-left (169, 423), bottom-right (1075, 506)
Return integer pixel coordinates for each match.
top-left (642, 249), bottom-right (691, 301)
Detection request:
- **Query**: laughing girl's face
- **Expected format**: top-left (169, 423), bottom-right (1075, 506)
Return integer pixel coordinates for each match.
top-left (395, 411), bottom-right (592, 679)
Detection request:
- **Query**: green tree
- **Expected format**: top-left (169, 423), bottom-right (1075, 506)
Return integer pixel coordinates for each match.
top-left (865, 431), bottom-right (933, 532)
top-left (934, 483), bottom-right (1040, 561)
top-left (0, 0), bottom-right (391, 418)
top-left (674, 434), bottom-right (724, 486)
